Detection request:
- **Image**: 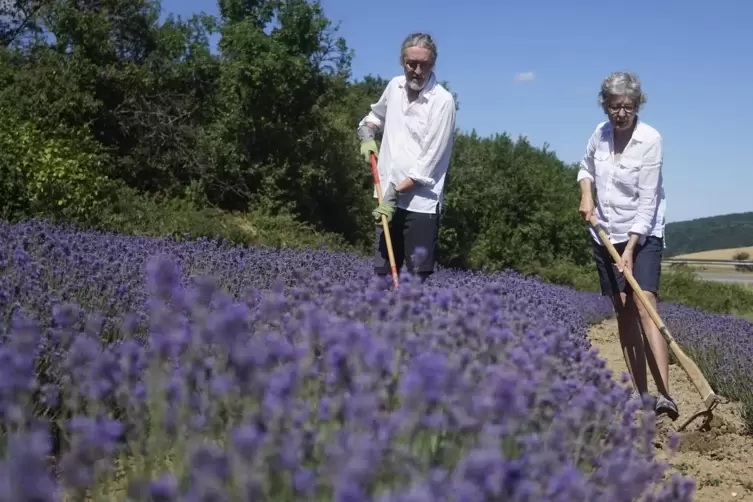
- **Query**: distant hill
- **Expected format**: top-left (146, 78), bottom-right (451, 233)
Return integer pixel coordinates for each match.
top-left (665, 212), bottom-right (753, 257)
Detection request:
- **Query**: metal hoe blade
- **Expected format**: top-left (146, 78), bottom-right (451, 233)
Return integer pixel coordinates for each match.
top-left (676, 398), bottom-right (720, 432)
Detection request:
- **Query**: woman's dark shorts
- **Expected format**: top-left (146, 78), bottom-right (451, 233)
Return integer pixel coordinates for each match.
top-left (592, 236), bottom-right (664, 297)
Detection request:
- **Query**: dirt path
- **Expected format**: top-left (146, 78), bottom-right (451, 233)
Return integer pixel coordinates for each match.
top-left (588, 319), bottom-right (753, 501)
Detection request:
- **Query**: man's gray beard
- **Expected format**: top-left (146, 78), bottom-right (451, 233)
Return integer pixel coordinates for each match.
top-left (407, 79), bottom-right (426, 91)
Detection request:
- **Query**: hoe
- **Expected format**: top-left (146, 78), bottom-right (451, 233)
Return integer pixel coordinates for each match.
top-left (589, 216), bottom-right (720, 432)
top-left (371, 153), bottom-right (400, 289)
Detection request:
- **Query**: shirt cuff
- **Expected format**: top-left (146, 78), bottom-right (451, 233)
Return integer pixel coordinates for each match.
top-left (576, 169), bottom-right (594, 183)
top-left (628, 222), bottom-right (650, 237)
top-left (358, 114), bottom-right (383, 131)
top-left (405, 172), bottom-right (435, 187)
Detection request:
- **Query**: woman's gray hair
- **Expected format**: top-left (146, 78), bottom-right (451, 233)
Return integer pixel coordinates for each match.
top-left (597, 71), bottom-right (647, 110)
top-left (400, 32), bottom-right (438, 65)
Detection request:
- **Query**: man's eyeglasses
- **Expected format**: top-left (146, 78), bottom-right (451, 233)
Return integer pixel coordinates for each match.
top-left (404, 60), bottom-right (432, 72)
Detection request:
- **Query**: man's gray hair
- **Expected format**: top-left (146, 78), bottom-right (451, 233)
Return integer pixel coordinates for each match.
top-left (400, 32), bottom-right (438, 65)
top-left (597, 71), bottom-right (647, 110)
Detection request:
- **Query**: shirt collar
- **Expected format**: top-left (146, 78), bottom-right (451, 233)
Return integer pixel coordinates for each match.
top-left (397, 72), bottom-right (437, 100)
top-left (604, 116), bottom-right (648, 142)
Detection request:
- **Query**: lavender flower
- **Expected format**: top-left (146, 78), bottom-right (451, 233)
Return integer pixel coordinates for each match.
top-left (0, 219), bottom-right (699, 501)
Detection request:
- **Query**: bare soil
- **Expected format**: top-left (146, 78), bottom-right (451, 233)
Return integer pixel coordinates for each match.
top-left (588, 319), bottom-right (753, 501)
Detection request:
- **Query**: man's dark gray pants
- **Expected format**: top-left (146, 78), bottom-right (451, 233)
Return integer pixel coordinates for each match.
top-left (374, 206), bottom-right (440, 283)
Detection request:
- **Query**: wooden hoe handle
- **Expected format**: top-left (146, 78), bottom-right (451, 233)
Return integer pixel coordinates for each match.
top-left (588, 216), bottom-right (717, 409)
top-left (371, 153), bottom-right (399, 288)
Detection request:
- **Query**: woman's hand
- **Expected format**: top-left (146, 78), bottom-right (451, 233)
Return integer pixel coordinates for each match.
top-left (618, 248), bottom-right (634, 274)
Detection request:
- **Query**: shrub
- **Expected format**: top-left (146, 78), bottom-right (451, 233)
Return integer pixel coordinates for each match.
top-left (0, 114), bottom-right (114, 224)
top-left (660, 265), bottom-right (753, 317)
top-left (733, 251), bottom-right (753, 273)
top-left (98, 185), bottom-right (359, 254)
top-left (527, 260), bottom-right (601, 293)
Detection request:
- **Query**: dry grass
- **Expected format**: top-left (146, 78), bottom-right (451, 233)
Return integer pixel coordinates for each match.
top-left (661, 263), bottom-right (749, 274)
top-left (673, 246), bottom-right (753, 261)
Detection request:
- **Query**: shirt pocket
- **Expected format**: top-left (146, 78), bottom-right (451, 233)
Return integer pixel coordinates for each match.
top-left (613, 157), bottom-right (642, 191)
top-left (593, 150), bottom-right (611, 177)
top-left (404, 111), bottom-right (428, 146)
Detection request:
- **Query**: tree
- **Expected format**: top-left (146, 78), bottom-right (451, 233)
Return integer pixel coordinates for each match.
top-left (733, 251), bottom-right (753, 273)
top-left (0, 0), bottom-right (597, 277)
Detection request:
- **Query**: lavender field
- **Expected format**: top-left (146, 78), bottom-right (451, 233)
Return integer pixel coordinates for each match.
top-left (1, 218), bottom-right (739, 501)
top-left (659, 303), bottom-right (753, 428)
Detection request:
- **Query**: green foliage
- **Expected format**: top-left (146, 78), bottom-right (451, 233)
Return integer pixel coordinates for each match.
top-left (732, 251), bottom-right (753, 272)
top-left (438, 132), bottom-right (592, 274)
top-left (188, 0), bottom-right (373, 246)
top-left (98, 185), bottom-right (357, 252)
top-left (665, 212), bottom-right (753, 257)
top-left (0, 0), bottom-right (375, 248)
top-left (0, 112), bottom-right (114, 223)
top-left (531, 260), bottom-right (601, 292)
top-left (2, 0), bottom-right (599, 279)
top-left (660, 265), bottom-right (753, 316)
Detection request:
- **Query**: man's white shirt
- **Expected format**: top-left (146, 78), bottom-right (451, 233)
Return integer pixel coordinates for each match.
top-left (359, 74), bottom-right (456, 214)
top-left (576, 119), bottom-right (667, 246)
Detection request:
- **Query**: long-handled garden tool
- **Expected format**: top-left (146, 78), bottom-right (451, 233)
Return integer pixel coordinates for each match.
top-left (588, 216), bottom-right (720, 431)
top-left (370, 153), bottom-right (399, 289)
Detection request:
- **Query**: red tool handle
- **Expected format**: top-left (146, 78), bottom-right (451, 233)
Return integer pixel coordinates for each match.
top-left (370, 153), bottom-right (399, 288)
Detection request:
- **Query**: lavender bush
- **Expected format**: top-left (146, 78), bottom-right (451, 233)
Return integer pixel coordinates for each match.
top-left (660, 302), bottom-right (753, 430)
top-left (0, 219), bottom-right (695, 501)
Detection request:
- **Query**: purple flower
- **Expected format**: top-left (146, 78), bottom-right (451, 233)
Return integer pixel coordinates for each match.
top-left (0, 427), bottom-right (59, 501)
top-left (0, 219), bottom-right (699, 500)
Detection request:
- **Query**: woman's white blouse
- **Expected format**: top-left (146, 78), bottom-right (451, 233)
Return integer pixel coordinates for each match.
top-left (577, 119), bottom-right (666, 246)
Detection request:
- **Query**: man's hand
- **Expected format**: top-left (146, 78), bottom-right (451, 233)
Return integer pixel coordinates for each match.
top-left (395, 178), bottom-right (416, 193)
top-left (373, 202), bottom-right (395, 223)
top-left (579, 195), bottom-right (594, 222)
top-left (360, 139), bottom-right (379, 163)
top-left (373, 183), bottom-right (398, 224)
top-left (358, 123), bottom-right (379, 163)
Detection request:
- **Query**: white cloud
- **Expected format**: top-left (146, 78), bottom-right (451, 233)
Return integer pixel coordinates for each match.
top-left (514, 72), bottom-right (535, 82)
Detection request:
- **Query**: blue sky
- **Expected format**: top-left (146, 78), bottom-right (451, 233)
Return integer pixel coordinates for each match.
top-left (160, 0), bottom-right (752, 223)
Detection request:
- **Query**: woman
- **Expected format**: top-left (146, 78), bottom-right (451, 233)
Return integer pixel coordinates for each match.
top-left (576, 71), bottom-right (678, 420)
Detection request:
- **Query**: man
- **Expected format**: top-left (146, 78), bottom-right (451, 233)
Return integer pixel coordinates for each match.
top-left (357, 32), bottom-right (457, 283)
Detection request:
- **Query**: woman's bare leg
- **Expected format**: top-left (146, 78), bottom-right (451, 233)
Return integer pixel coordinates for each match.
top-left (612, 293), bottom-right (648, 394)
top-left (633, 290), bottom-right (670, 396)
